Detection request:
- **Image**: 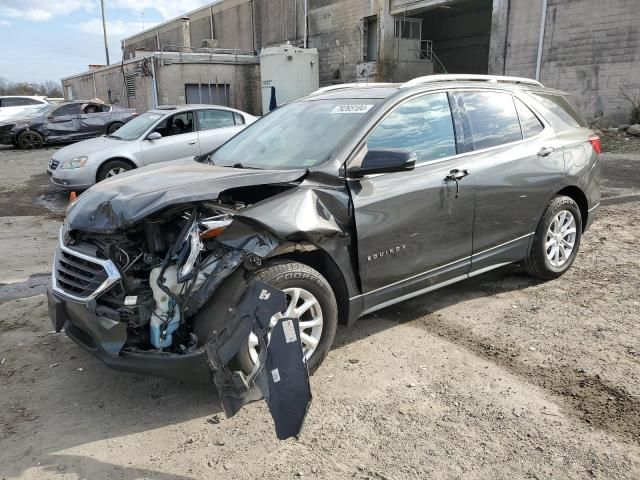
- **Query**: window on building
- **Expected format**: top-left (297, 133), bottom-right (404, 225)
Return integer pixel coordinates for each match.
top-left (364, 16), bottom-right (378, 62)
top-left (458, 91), bottom-right (522, 150)
top-left (367, 92), bottom-right (456, 164)
top-left (514, 98), bottom-right (544, 138)
top-left (196, 109), bottom-right (235, 130)
top-left (185, 83), bottom-right (230, 106)
top-left (394, 18), bottom-right (421, 39)
top-left (154, 111), bottom-right (194, 137)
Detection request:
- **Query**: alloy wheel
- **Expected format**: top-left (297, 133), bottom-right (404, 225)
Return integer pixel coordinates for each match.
top-left (247, 287), bottom-right (323, 364)
top-left (545, 210), bottom-right (577, 267)
top-left (105, 167), bottom-right (128, 177)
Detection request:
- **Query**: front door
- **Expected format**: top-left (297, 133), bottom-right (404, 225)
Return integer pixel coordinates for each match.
top-left (348, 92), bottom-right (475, 312)
top-left (140, 110), bottom-right (201, 165)
top-left (43, 103), bottom-right (83, 140)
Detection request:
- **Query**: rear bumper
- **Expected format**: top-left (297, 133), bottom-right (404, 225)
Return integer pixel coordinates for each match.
top-left (48, 289), bottom-right (211, 382)
top-left (585, 202), bottom-right (599, 231)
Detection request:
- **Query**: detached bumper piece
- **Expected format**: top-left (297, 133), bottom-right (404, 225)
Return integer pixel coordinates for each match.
top-left (205, 280), bottom-right (312, 440)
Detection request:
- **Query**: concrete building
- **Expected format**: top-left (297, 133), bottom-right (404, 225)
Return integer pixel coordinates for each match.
top-left (64, 0), bottom-right (640, 123)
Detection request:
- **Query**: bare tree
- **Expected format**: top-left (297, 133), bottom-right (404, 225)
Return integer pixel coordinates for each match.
top-left (620, 84), bottom-right (640, 124)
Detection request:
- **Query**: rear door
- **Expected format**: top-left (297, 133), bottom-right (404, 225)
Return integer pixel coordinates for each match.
top-left (195, 109), bottom-right (244, 153)
top-left (349, 92), bottom-right (475, 312)
top-left (78, 104), bottom-right (112, 138)
top-left (450, 90), bottom-right (565, 273)
top-left (140, 110), bottom-right (201, 165)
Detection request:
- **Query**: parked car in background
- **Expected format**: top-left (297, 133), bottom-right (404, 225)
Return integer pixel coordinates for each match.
top-left (0, 99), bottom-right (137, 149)
top-left (0, 95), bottom-right (49, 122)
top-left (47, 104), bottom-right (256, 189)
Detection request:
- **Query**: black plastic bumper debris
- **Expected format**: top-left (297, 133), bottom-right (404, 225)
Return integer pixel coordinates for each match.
top-left (205, 280), bottom-right (312, 440)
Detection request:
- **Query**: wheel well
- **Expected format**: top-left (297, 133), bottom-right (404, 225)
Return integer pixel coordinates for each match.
top-left (557, 186), bottom-right (588, 231)
top-left (96, 158), bottom-right (136, 181)
top-left (106, 121), bottom-right (124, 131)
top-left (268, 248), bottom-right (350, 326)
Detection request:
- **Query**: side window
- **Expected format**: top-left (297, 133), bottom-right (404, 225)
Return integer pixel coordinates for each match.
top-left (196, 110), bottom-right (235, 131)
top-left (531, 93), bottom-right (587, 130)
top-left (154, 111), bottom-right (194, 137)
top-left (233, 112), bottom-right (245, 125)
top-left (24, 98), bottom-right (44, 105)
top-left (514, 98), bottom-right (544, 138)
top-left (2, 97), bottom-right (30, 107)
top-left (459, 91), bottom-right (522, 150)
top-left (52, 104), bottom-right (82, 117)
top-left (367, 92), bottom-right (456, 164)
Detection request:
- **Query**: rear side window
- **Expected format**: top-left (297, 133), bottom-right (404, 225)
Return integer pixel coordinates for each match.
top-left (367, 92), bottom-right (456, 164)
top-left (459, 91), bottom-right (522, 150)
top-left (2, 97), bottom-right (30, 107)
top-left (196, 110), bottom-right (235, 131)
top-left (514, 98), bottom-right (544, 138)
top-left (531, 93), bottom-right (587, 130)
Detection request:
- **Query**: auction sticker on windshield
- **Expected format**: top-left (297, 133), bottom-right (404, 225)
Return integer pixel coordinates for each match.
top-left (331, 104), bottom-right (374, 114)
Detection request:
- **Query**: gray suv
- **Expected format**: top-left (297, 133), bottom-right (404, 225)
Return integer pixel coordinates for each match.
top-left (47, 75), bottom-right (600, 385)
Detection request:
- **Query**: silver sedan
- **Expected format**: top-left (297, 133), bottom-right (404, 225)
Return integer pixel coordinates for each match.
top-left (47, 104), bottom-right (256, 190)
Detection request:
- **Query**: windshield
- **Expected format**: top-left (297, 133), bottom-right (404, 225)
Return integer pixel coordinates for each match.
top-left (210, 99), bottom-right (381, 169)
top-left (108, 111), bottom-right (165, 140)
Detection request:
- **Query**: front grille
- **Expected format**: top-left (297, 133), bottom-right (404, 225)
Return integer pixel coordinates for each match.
top-left (49, 158), bottom-right (60, 170)
top-left (55, 250), bottom-right (109, 298)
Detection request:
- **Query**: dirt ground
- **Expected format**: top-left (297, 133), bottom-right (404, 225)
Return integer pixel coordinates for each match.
top-left (0, 141), bottom-right (639, 480)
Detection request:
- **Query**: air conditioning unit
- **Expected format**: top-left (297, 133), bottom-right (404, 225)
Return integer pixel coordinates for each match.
top-left (201, 38), bottom-right (219, 49)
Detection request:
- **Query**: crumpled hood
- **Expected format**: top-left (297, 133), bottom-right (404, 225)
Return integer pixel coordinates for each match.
top-left (67, 161), bottom-right (307, 232)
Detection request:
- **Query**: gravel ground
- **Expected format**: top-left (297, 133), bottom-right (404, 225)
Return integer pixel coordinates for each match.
top-left (0, 144), bottom-right (638, 480)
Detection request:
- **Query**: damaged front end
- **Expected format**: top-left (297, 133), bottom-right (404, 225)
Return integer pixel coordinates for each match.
top-left (49, 195), bottom-right (311, 438)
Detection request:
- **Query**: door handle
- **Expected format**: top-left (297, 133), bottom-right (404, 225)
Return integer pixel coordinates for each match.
top-left (188, 140), bottom-right (197, 145)
top-left (444, 169), bottom-right (470, 198)
top-left (537, 146), bottom-right (555, 157)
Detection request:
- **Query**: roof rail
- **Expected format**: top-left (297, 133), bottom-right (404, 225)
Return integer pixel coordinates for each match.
top-left (400, 74), bottom-right (543, 89)
top-left (309, 82), bottom-right (397, 96)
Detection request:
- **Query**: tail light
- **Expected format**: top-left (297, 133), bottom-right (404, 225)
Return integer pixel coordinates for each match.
top-left (588, 134), bottom-right (602, 154)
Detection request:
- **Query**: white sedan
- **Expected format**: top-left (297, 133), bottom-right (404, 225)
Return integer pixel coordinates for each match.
top-left (47, 104), bottom-right (256, 190)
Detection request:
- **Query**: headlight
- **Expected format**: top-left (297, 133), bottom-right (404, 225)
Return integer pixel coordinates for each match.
top-left (61, 156), bottom-right (89, 169)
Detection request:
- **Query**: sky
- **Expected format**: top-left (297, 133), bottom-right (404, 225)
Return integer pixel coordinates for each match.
top-left (0, 0), bottom-right (214, 84)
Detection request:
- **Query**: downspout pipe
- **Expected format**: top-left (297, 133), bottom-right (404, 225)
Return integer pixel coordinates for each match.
top-left (535, 0), bottom-right (548, 81)
top-left (150, 56), bottom-right (159, 108)
top-left (303, 0), bottom-right (308, 48)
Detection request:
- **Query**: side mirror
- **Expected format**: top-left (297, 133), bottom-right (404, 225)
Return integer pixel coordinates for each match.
top-left (348, 149), bottom-right (416, 178)
top-left (147, 131), bottom-right (162, 141)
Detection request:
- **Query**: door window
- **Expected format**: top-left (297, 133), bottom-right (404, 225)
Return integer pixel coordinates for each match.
top-left (514, 98), bottom-right (544, 138)
top-left (196, 109), bottom-right (235, 131)
top-left (367, 92), bottom-right (456, 164)
top-left (459, 92), bottom-right (522, 150)
top-left (154, 111), bottom-right (194, 137)
top-left (1, 97), bottom-right (31, 107)
top-left (233, 112), bottom-right (245, 125)
top-left (52, 103), bottom-right (82, 117)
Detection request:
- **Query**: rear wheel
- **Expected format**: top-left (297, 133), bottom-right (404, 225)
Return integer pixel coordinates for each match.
top-left (524, 195), bottom-right (582, 280)
top-left (97, 159), bottom-right (132, 182)
top-left (236, 261), bottom-right (338, 374)
top-left (17, 130), bottom-right (43, 149)
top-left (107, 122), bottom-right (123, 135)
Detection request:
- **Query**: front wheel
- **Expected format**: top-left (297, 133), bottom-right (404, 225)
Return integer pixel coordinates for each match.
top-left (17, 130), bottom-right (43, 149)
top-left (524, 195), bottom-right (582, 280)
top-left (236, 261), bottom-right (338, 374)
top-left (96, 159), bottom-right (132, 182)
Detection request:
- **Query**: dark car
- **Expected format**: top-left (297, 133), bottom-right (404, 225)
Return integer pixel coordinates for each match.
top-left (47, 75), bottom-right (600, 388)
top-left (0, 100), bottom-right (137, 149)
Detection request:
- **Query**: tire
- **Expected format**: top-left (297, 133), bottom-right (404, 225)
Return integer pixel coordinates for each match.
top-left (524, 195), bottom-right (582, 280)
top-left (17, 130), bottom-right (43, 149)
top-left (96, 159), bottom-right (133, 182)
top-left (236, 261), bottom-right (338, 374)
top-left (107, 122), bottom-right (123, 135)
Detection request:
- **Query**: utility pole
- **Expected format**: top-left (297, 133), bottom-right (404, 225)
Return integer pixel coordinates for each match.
top-left (101, 0), bottom-right (110, 65)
